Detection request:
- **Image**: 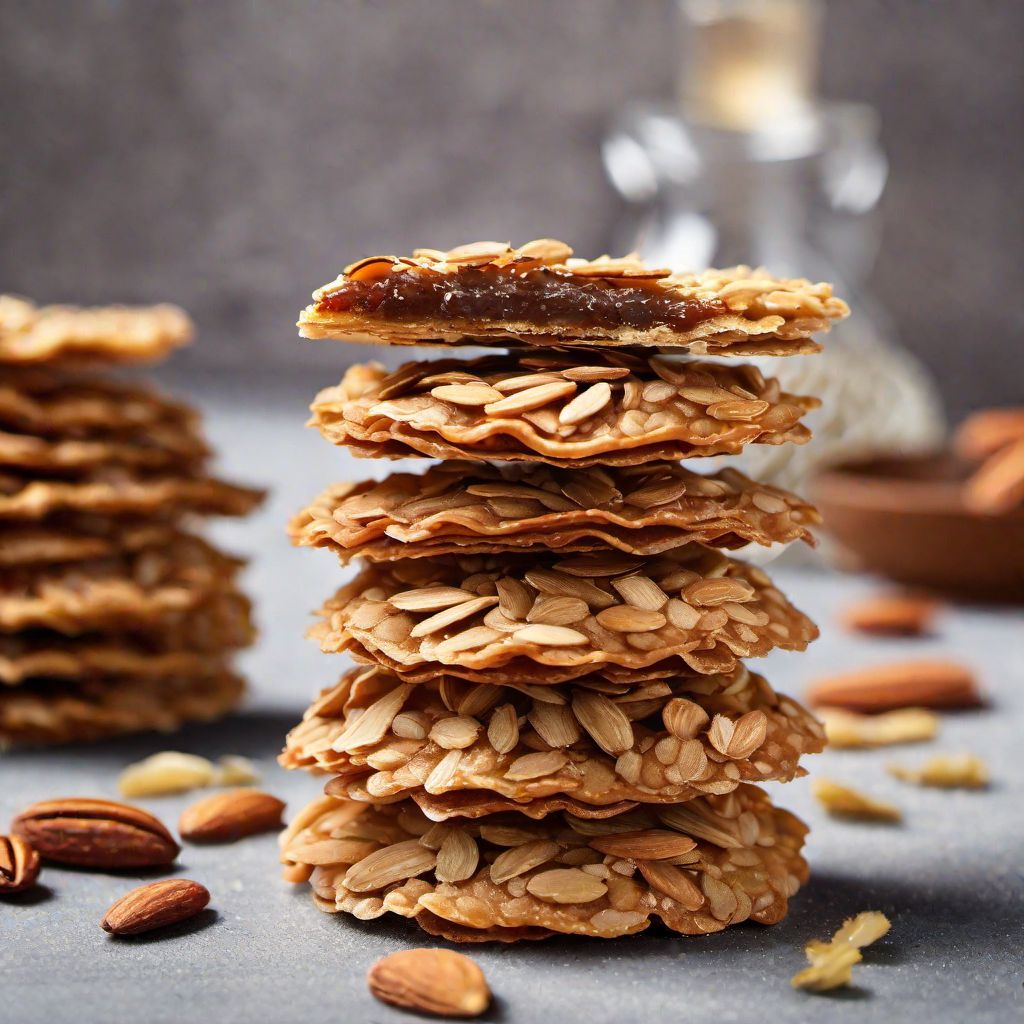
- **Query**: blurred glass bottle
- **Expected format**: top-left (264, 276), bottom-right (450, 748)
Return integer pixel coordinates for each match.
top-left (603, 0), bottom-right (944, 495)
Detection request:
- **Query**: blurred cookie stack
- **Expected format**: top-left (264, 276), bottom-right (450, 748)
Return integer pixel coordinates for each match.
top-left (0, 296), bottom-right (264, 746)
top-left (280, 241), bottom-right (845, 941)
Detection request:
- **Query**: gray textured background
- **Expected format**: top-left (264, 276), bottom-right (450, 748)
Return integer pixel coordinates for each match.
top-left (0, 0), bottom-right (1022, 418)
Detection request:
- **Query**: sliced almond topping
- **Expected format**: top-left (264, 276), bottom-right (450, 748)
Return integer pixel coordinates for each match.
top-left (430, 382), bottom-right (504, 406)
top-left (726, 710), bottom-right (768, 759)
top-left (332, 685), bottom-right (412, 752)
top-left (389, 586), bottom-right (478, 612)
top-left (571, 690), bottom-right (634, 756)
top-left (505, 750), bottom-right (569, 781)
top-left (484, 381), bottom-right (577, 417)
top-left (343, 839), bottom-right (437, 892)
top-left (512, 624), bottom-right (589, 647)
top-left (590, 829), bottom-right (698, 860)
top-left (428, 716), bottom-right (482, 751)
top-left (526, 596), bottom-right (589, 626)
top-left (527, 702), bottom-right (582, 748)
top-left (489, 839), bottom-right (560, 884)
top-left (495, 577), bottom-right (533, 620)
top-left (409, 596), bottom-right (497, 638)
top-left (526, 867), bottom-right (607, 904)
top-left (558, 382), bottom-right (612, 425)
top-left (660, 698), bottom-right (710, 740)
top-left (435, 830), bottom-right (480, 883)
top-left (487, 703), bottom-right (520, 755)
top-left (595, 605), bottom-right (667, 632)
top-left (611, 575), bottom-right (667, 611)
top-left (637, 861), bottom-right (705, 910)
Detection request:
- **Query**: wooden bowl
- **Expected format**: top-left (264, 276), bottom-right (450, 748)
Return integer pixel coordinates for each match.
top-left (812, 454), bottom-right (1024, 602)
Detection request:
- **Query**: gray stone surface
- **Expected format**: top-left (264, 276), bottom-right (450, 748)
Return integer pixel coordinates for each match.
top-left (1, 375), bottom-right (1022, 1024)
top-left (1, 1), bottom-right (1022, 418)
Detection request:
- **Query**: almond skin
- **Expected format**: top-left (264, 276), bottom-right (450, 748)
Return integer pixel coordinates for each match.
top-left (367, 948), bottom-right (491, 1018)
top-left (0, 835), bottom-right (41, 894)
top-left (101, 879), bottom-right (209, 936)
top-left (806, 659), bottom-right (982, 712)
top-left (179, 789), bottom-right (285, 844)
top-left (11, 798), bottom-right (179, 869)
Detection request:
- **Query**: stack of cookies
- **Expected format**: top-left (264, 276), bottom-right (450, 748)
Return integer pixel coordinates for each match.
top-left (280, 240), bottom-right (846, 941)
top-left (0, 295), bottom-right (264, 746)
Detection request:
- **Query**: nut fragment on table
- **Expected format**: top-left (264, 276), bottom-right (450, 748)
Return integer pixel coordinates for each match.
top-left (367, 948), bottom-right (491, 1018)
top-left (118, 751), bottom-right (260, 797)
top-left (11, 797), bottom-right (179, 868)
top-left (819, 707), bottom-right (939, 748)
top-left (0, 834), bottom-right (41, 894)
top-left (179, 789), bottom-right (285, 843)
top-left (840, 593), bottom-right (938, 636)
top-left (805, 659), bottom-right (981, 712)
top-left (888, 753), bottom-right (989, 789)
top-left (792, 911), bottom-right (891, 991)
top-left (119, 751), bottom-right (216, 797)
top-left (101, 878), bottom-right (210, 936)
top-left (811, 779), bottom-right (901, 822)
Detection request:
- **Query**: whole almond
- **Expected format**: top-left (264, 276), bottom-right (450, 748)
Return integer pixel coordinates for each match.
top-left (179, 789), bottom-right (285, 844)
top-left (101, 878), bottom-right (210, 936)
top-left (0, 835), bottom-right (41, 894)
top-left (11, 798), bottom-right (179, 869)
top-left (367, 948), bottom-right (491, 1018)
top-left (806, 659), bottom-right (981, 712)
top-left (841, 594), bottom-right (938, 636)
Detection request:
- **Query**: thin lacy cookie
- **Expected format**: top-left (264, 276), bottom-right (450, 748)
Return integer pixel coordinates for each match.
top-left (0, 369), bottom-right (198, 438)
top-left (0, 670), bottom-right (243, 747)
top-left (0, 591), bottom-right (254, 685)
top-left (311, 548), bottom-right (818, 678)
top-left (290, 461), bottom-right (819, 562)
top-left (0, 469), bottom-right (265, 521)
top-left (0, 532), bottom-right (243, 635)
top-left (311, 351), bottom-right (817, 467)
top-left (298, 239), bottom-right (847, 355)
top-left (279, 786), bottom-right (808, 940)
top-left (0, 295), bottom-right (192, 365)
top-left (280, 665), bottom-right (825, 813)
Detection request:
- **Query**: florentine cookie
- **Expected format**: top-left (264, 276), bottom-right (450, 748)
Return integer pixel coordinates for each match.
top-left (0, 533), bottom-right (243, 634)
top-left (290, 461), bottom-right (819, 562)
top-left (280, 665), bottom-right (825, 813)
top-left (0, 591), bottom-right (254, 685)
top-left (0, 670), bottom-right (243, 747)
top-left (298, 240), bottom-right (847, 354)
top-left (0, 369), bottom-right (199, 438)
top-left (0, 468), bottom-right (265, 521)
top-left (279, 786), bottom-right (809, 940)
top-left (310, 352), bottom-right (817, 467)
top-left (0, 295), bottom-right (192, 365)
top-left (311, 549), bottom-right (817, 678)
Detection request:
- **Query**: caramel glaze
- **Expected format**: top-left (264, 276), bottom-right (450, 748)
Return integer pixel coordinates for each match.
top-left (317, 267), bottom-right (727, 332)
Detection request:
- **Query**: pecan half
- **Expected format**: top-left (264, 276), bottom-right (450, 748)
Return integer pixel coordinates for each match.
top-left (11, 798), bottom-right (179, 869)
top-left (0, 835), bottom-right (41, 893)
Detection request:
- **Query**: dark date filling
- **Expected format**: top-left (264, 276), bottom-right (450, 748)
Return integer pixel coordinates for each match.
top-left (316, 268), bottom-right (726, 332)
